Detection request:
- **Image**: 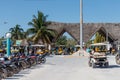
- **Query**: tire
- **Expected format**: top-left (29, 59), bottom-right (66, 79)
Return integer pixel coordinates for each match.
top-left (0, 68), bottom-right (7, 79)
top-left (0, 74), bottom-right (2, 80)
top-left (26, 59), bottom-right (32, 68)
top-left (14, 67), bottom-right (20, 74)
top-left (20, 61), bottom-right (27, 69)
top-left (115, 54), bottom-right (120, 64)
top-left (92, 61), bottom-right (96, 68)
top-left (104, 62), bottom-right (109, 67)
top-left (88, 61), bottom-right (92, 67)
top-left (30, 58), bottom-right (36, 66)
top-left (37, 57), bottom-right (42, 64)
top-left (12, 65), bottom-right (20, 74)
top-left (25, 61), bottom-right (31, 68)
top-left (41, 58), bottom-right (46, 64)
top-left (8, 65), bottom-right (17, 75)
top-left (6, 67), bottom-right (14, 77)
top-left (99, 64), bottom-right (103, 67)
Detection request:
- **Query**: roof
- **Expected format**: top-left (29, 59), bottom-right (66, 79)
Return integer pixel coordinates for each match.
top-left (90, 43), bottom-right (108, 46)
top-left (48, 22), bottom-right (120, 43)
top-left (31, 44), bottom-right (45, 47)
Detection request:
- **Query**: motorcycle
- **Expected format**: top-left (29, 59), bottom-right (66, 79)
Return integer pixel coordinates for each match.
top-left (38, 52), bottom-right (48, 64)
top-left (0, 61), bottom-right (7, 78)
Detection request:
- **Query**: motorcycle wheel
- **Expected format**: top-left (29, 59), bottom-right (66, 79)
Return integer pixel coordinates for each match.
top-left (20, 61), bottom-right (27, 69)
top-left (41, 58), bottom-right (46, 64)
top-left (1, 68), bottom-right (7, 78)
top-left (0, 74), bottom-right (2, 80)
top-left (6, 67), bottom-right (14, 77)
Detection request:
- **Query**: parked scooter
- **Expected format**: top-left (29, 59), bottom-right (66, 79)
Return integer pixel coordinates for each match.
top-left (0, 61), bottom-right (8, 78)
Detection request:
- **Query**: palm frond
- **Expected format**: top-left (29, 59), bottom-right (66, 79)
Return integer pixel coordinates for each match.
top-left (27, 11), bottom-right (57, 44)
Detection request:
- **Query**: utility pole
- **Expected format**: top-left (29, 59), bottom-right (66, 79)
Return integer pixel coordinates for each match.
top-left (106, 29), bottom-right (108, 42)
top-left (80, 0), bottom-right (83, 49)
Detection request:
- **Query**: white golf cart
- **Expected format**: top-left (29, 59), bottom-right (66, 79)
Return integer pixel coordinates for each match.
top-left (88, 42), bottom-right (110, 68)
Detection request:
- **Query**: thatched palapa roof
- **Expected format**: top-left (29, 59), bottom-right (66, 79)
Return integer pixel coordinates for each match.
top-left (47, 22), bottom-right (120, 43)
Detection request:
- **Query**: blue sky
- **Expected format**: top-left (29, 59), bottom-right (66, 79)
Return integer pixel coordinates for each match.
top-left (0, 0), bottom-right (120, 38)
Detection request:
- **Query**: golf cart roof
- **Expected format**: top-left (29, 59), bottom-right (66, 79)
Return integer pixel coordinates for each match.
top-left (31, 44), bottom-right (45, 47)
top-left (90, 43), bottom-right (108, 46)
top-left (75, 45), bottom-right (80, 47)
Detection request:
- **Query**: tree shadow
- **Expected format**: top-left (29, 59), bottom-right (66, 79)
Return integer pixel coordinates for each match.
top-left (5, 77), bottom-right (20, 79)
top-left (4, 63), bottom-right (46, 79)
top-left (13, 74), bottom-right (24, 77)
top-left (97, 65), bottom-right (120, 69)
top-left (30, 65), bottom-right (43, 69)
top-left (18, 69), bottom-right (31, 74)
top-left (46, 55), bottom-right (53, 57)
top-left (5, 74), bottom-right (24, 80)
top-left (45, 62), bottom-right (56, 65)
top-left (108, 65), bottom-right (120, 68)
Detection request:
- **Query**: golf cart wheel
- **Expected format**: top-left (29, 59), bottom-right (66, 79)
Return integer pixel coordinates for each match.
top-left (115, 54), bottom-right (120, 65)
top-left (88, 61), bottom-right (92, 67)
top-left (104, 62), bottom-right (109, 67)
top-left (92, 62), bottom-right (96, 68)
top-left (116, 59), bottom-right (120, 65)
top-left (99, 64), bottom-right (103, 67)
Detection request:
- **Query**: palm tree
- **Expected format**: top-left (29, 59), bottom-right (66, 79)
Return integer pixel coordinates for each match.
top-left (0, 36), bottom-right (5, 47)
top-left (27, 11), bottom-right (57, 44)
top-left (55, 36), bottom-right (67, 46)
top-left (9, 24), bottom-right (25, 42)
top-left (67, 38), bottom-right (77, 47)
top-left (94, 32), bottom-right (106, 43)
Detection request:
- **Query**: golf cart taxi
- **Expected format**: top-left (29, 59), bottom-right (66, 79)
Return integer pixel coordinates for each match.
top-left (88, 52), bottom-right (109, 68)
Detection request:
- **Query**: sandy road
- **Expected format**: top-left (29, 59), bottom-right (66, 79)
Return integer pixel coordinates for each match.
top-left (4, 55), bottom-right (120, 80)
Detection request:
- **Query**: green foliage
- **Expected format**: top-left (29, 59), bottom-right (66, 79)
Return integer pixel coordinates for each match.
top-left (27, 11), bottom-right (57, 44)
top-left (55, 36), bottom-right (67, 45)
top-left (0, 37), bottom-right (5, 47)
top-left (9, 24), bottom-right (25, 43)
top-left (86, 40), bottom-right (93, 47)
top-left (55, 36), bottom-right (77, 47)
top-left (66, 38), bottom-right (77, 47)
top-left (94, 32), bottom-right (105, 43)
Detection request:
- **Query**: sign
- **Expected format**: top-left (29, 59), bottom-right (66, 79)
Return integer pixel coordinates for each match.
top-left (16, 40), bottom-right (22, 46)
